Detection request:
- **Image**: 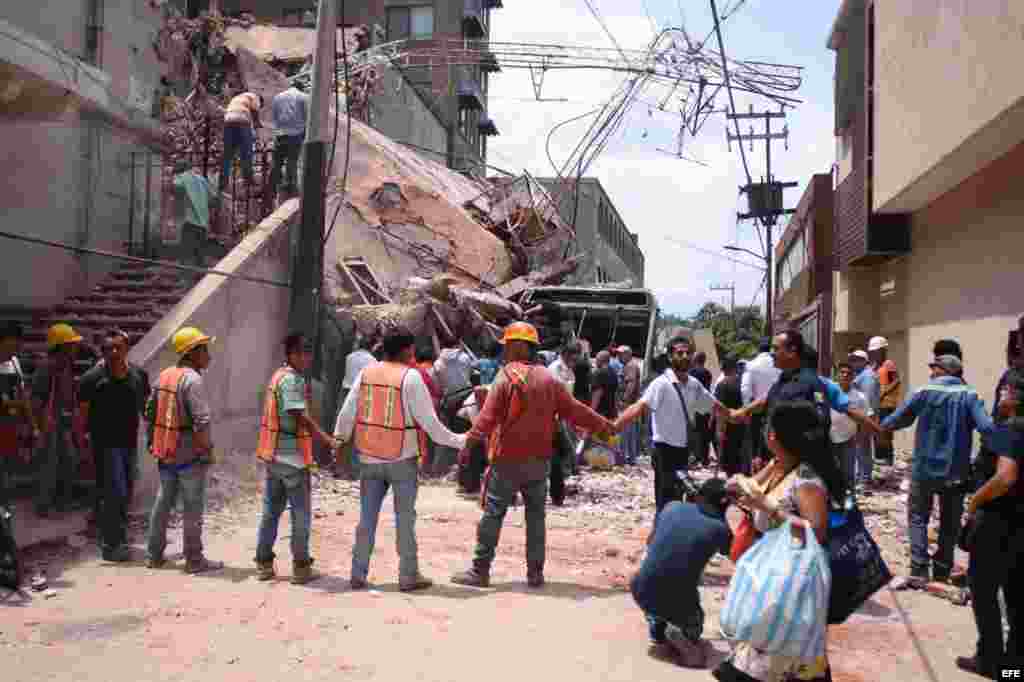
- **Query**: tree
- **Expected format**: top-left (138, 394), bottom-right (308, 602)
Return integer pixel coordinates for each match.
top-left (680, 302), bottom-right (765, 362)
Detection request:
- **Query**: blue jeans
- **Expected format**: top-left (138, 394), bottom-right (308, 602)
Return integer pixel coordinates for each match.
top-left (473, 465), bottom-right (548, 572)
top-left (99, 447), bottom-right (134, 551)
top-left (622, 421), bottom-right (641, 464)
top-left (147, 461), bottom-right (208, 562)
top-left (36, 413), bottom-right (75, 512)
top-left (855, 435), bottom-right (874, 487)
top-left (908, 477), bottom-right (964, 577)
top-left (221, 123), bottom-right (254, 189)
top-left (351, 456), bottom-right (419, 582)
top-left (255, 461), bottom-right (312, 564)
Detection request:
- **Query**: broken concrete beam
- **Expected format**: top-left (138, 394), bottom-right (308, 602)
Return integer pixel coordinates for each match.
top-left (451, 287), bottom-right (523, 323)
top-left (495, 254), bottom-right (583, 299)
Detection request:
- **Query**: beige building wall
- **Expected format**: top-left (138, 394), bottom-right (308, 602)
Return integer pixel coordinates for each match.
top-left (873, 1), bottom-right (1024, 213)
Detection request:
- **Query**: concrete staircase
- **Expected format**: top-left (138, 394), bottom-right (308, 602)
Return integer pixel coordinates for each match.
top-left (14, 261), bottom-right (200, 382)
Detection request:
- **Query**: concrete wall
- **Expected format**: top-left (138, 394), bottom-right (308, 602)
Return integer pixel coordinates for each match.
top-left (369, 68), bottom-right (448, 159)
top-left (0, 1), bottom-right (164, 308)
top-left (873, 1), bottom-right (1024, 212)
top-left (128, 200), bottom-right (298, 505)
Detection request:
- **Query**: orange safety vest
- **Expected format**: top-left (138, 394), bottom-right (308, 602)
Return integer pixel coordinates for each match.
top-left (255, 366), bottom-right (313, 466)
top-left (353, 362), bottom-right (425, 461)
top-left (150, 367), bottom-right (189, 461)
top-left (485, 362), bottom-right (532, 463)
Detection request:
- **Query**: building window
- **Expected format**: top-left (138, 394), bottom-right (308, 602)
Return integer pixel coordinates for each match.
top-left (386, 5), bottom-right (434, 41)
top-left (776, 231), bottom-right (806, 296)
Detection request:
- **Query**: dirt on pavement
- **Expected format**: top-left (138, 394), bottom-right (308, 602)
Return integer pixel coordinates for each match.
top-left (0, 459), bottom-right (983, 682)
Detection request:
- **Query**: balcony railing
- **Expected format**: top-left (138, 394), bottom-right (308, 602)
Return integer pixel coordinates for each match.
top-left (463, 0), bottom-right (486, 38)
top-left (457, 75), bottom-right (485, 110)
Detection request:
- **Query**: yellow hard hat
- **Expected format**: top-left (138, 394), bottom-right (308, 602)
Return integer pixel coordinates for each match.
top-left (47, 323), bottom-right (83, 350)
top-left (171, 326), bottom-right (214, 355)
top-left (501, 321), bottom-right (539, 346)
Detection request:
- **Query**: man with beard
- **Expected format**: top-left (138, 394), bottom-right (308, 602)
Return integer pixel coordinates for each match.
top-left (615, 336), bottom-right (741, 512)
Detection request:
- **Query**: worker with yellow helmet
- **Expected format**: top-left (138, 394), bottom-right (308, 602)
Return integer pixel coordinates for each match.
top-left (31, 323), bottom-right (84, 517)
top-left (143, 326), bottom-right (223, 574)
top-left (451, 321), bottom-right (615, 589)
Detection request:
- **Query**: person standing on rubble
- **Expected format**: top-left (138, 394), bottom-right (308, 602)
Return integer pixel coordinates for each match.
top-left (32, 323), bottom-right (84, 518)
top-left (78, 330), bottom-right (150, 562)
top-left (269, 81), bottom-right (309, 197)
top-left (334, 327), bottom-right (467, 592)
top-left (145, 327), bottom-right (222, 574)
top-left (615, 335), bottom-right (741, 513)
top-left (172, 159), bottom-right (218, 267)
top-left (618, 346), bottom-right (642, 465)
top-left (254, 333), bottom-right (339, 585)
top-left (451, 322), bottom-right (614, 589)
top-left (220, 91), bottom-right (263, 194)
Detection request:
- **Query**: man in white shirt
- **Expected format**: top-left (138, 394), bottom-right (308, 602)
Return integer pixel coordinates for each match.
top-left (547, 341), bottom-right (581, 505)
top-left (615, 335), bottom-right (740, 512)
top-left (740, 338), bottom-right (780, 470)
top-left (547, 342), bottom-right (580, 392)
top-left (337, 338), bottom-right (377, 475)
top-left (334, 328), bottom-right (466, 592)
top-left (831, 361), bottom-right (870, 500)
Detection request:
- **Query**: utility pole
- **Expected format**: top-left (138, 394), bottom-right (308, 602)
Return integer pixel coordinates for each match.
top-left (727, 105), bottom-right (797, 337)
top-left (291, 0), bottom-right (337, 371)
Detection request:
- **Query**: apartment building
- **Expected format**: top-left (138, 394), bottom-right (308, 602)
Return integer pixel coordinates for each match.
top-left (0, 1), bottom-right (166, 308)
top-left (217, 0), bottom-right (502, 175)
top-left (535, 177), bottom-right (645, 287)
top-left (828, 0), bottom-right (1024, 410)
top-left (773, 173), bottom-right (834, 373)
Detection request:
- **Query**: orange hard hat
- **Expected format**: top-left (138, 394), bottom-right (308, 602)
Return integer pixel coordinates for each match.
top-left (501, 321), bottom-right (539, 346)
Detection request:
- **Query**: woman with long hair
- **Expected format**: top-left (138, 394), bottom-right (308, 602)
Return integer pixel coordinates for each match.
top-left (715, 400), bottom-right (845, 682)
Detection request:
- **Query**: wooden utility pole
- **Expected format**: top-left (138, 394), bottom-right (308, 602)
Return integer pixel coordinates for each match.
top-left (291, 0), bottom-right (337, 371)
top-left (727, 106), bottom-right (797, 337)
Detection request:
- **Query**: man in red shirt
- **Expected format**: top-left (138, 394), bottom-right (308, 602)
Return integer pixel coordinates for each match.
top-left (451, 322), bottom-right (613, 588)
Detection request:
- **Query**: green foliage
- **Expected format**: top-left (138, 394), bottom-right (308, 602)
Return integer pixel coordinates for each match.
top-left (662, 301), bottom-right (766, 362)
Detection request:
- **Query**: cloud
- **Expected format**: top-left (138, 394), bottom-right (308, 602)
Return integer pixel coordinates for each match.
top-left (486, 1), bottom-right (836, 318)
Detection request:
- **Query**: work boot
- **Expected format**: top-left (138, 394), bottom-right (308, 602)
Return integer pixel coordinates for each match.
top-left (184, 556), bottom-right (224, 574)
top-left (256, 560), bottom-right (275, 581)
top-left (101, 546), bottom-right (134, 563)
top-left (399, 574), bottom-right (434, 592)
top-left (451, 566), bottom-right (490, 587)
top-left (291, 559), bottom-right (319, 585)
top-left (527, 563), bottom-right (544, 588)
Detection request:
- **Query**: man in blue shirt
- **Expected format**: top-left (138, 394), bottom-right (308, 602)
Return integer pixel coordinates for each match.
top-left (849, 349), bottom-right (880, 490)
top-left (172, 160), bottom-right (217, 267)
top-left (880, 354), bottom-right (995, 586)
top-left (632, 478), bottom-right (732, 668)
top-left (270, 82), bottom-right (310, 197)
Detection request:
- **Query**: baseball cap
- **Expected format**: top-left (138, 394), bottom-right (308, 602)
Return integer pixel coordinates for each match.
top-left (617, 345), bottom-right (631, 354)
top-left (868, 336), bottom-right (888, 352)
top-left (849, 350), bottom-right (869, 361)
top-left (929, 355), bottom-right (963, 374)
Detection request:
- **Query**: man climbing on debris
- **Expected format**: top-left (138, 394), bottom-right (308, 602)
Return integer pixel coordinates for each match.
top-left (451, 322), bottom-right (614, 589)
top-left (172, 159), bottom-right (218, 267)
top-left (145, 326), bottom-right (222, 574)
top-left (32, 323), bottom-right (84, 518)
top-left (254, 333), bottom-right (339, 585)
top-left (220, 91), bottom-right (263, 194)
top-left (334, 327), bottom-right (467, 592)
top-left (78, 330), bottom-right (150, 562)
top-left (269, 81), bottom-right (309, 197)
top-left (631, 478), bottom-right (733, 667)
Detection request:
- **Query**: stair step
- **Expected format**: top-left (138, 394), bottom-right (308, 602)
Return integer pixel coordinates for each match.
top-left (95, 280), bottom-right (192, 294)
top-left (66, 292), bottom-right (183, 306)
top-left (53, 301), bottom-right (171, 317)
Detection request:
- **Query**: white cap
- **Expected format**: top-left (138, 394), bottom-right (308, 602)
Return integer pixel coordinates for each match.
top-left (850, 350), bottom-right (869, 361)
top-left (617, 345), bottom-right (631, 354)
top-left (868, 336), bottom-right (889, 352)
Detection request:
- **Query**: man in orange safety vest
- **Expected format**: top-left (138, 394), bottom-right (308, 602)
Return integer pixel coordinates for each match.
top-left (254, 332), bottom-right (338, 584)
top-left (145, 326), bottom-right (222, 574)
top-left (333, 327), bottom-right (467, 592)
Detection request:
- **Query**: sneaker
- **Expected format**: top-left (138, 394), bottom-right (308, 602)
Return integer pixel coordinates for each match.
top-left (184, 557), bottom-right (224, 574)
top-left (451, 568), bottom-right (490, 587)
top-left (101, 546), bottom-right (134, 563)
top-left (399, 574), bottom-right (434, 592)
top-left (527, 571), bottom-right (544, 588)
top-left (256, 561), bottom-right (275, 581)
top-left (955, 655), bottom-right (996, 679)
top-left (291, 560), bottom-right (319, 585)
top-left (668, 636), bottom-right (708, 668)
top-left (349, 577), bottom-right (369, 590)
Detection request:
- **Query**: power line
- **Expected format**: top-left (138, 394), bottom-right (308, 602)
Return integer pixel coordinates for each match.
top-left (0, 230), bottom-right (290, 288)
top-left (655, 235), bottom-right (765, 271)
top-left (709, 0), bottom-right (753, 187)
